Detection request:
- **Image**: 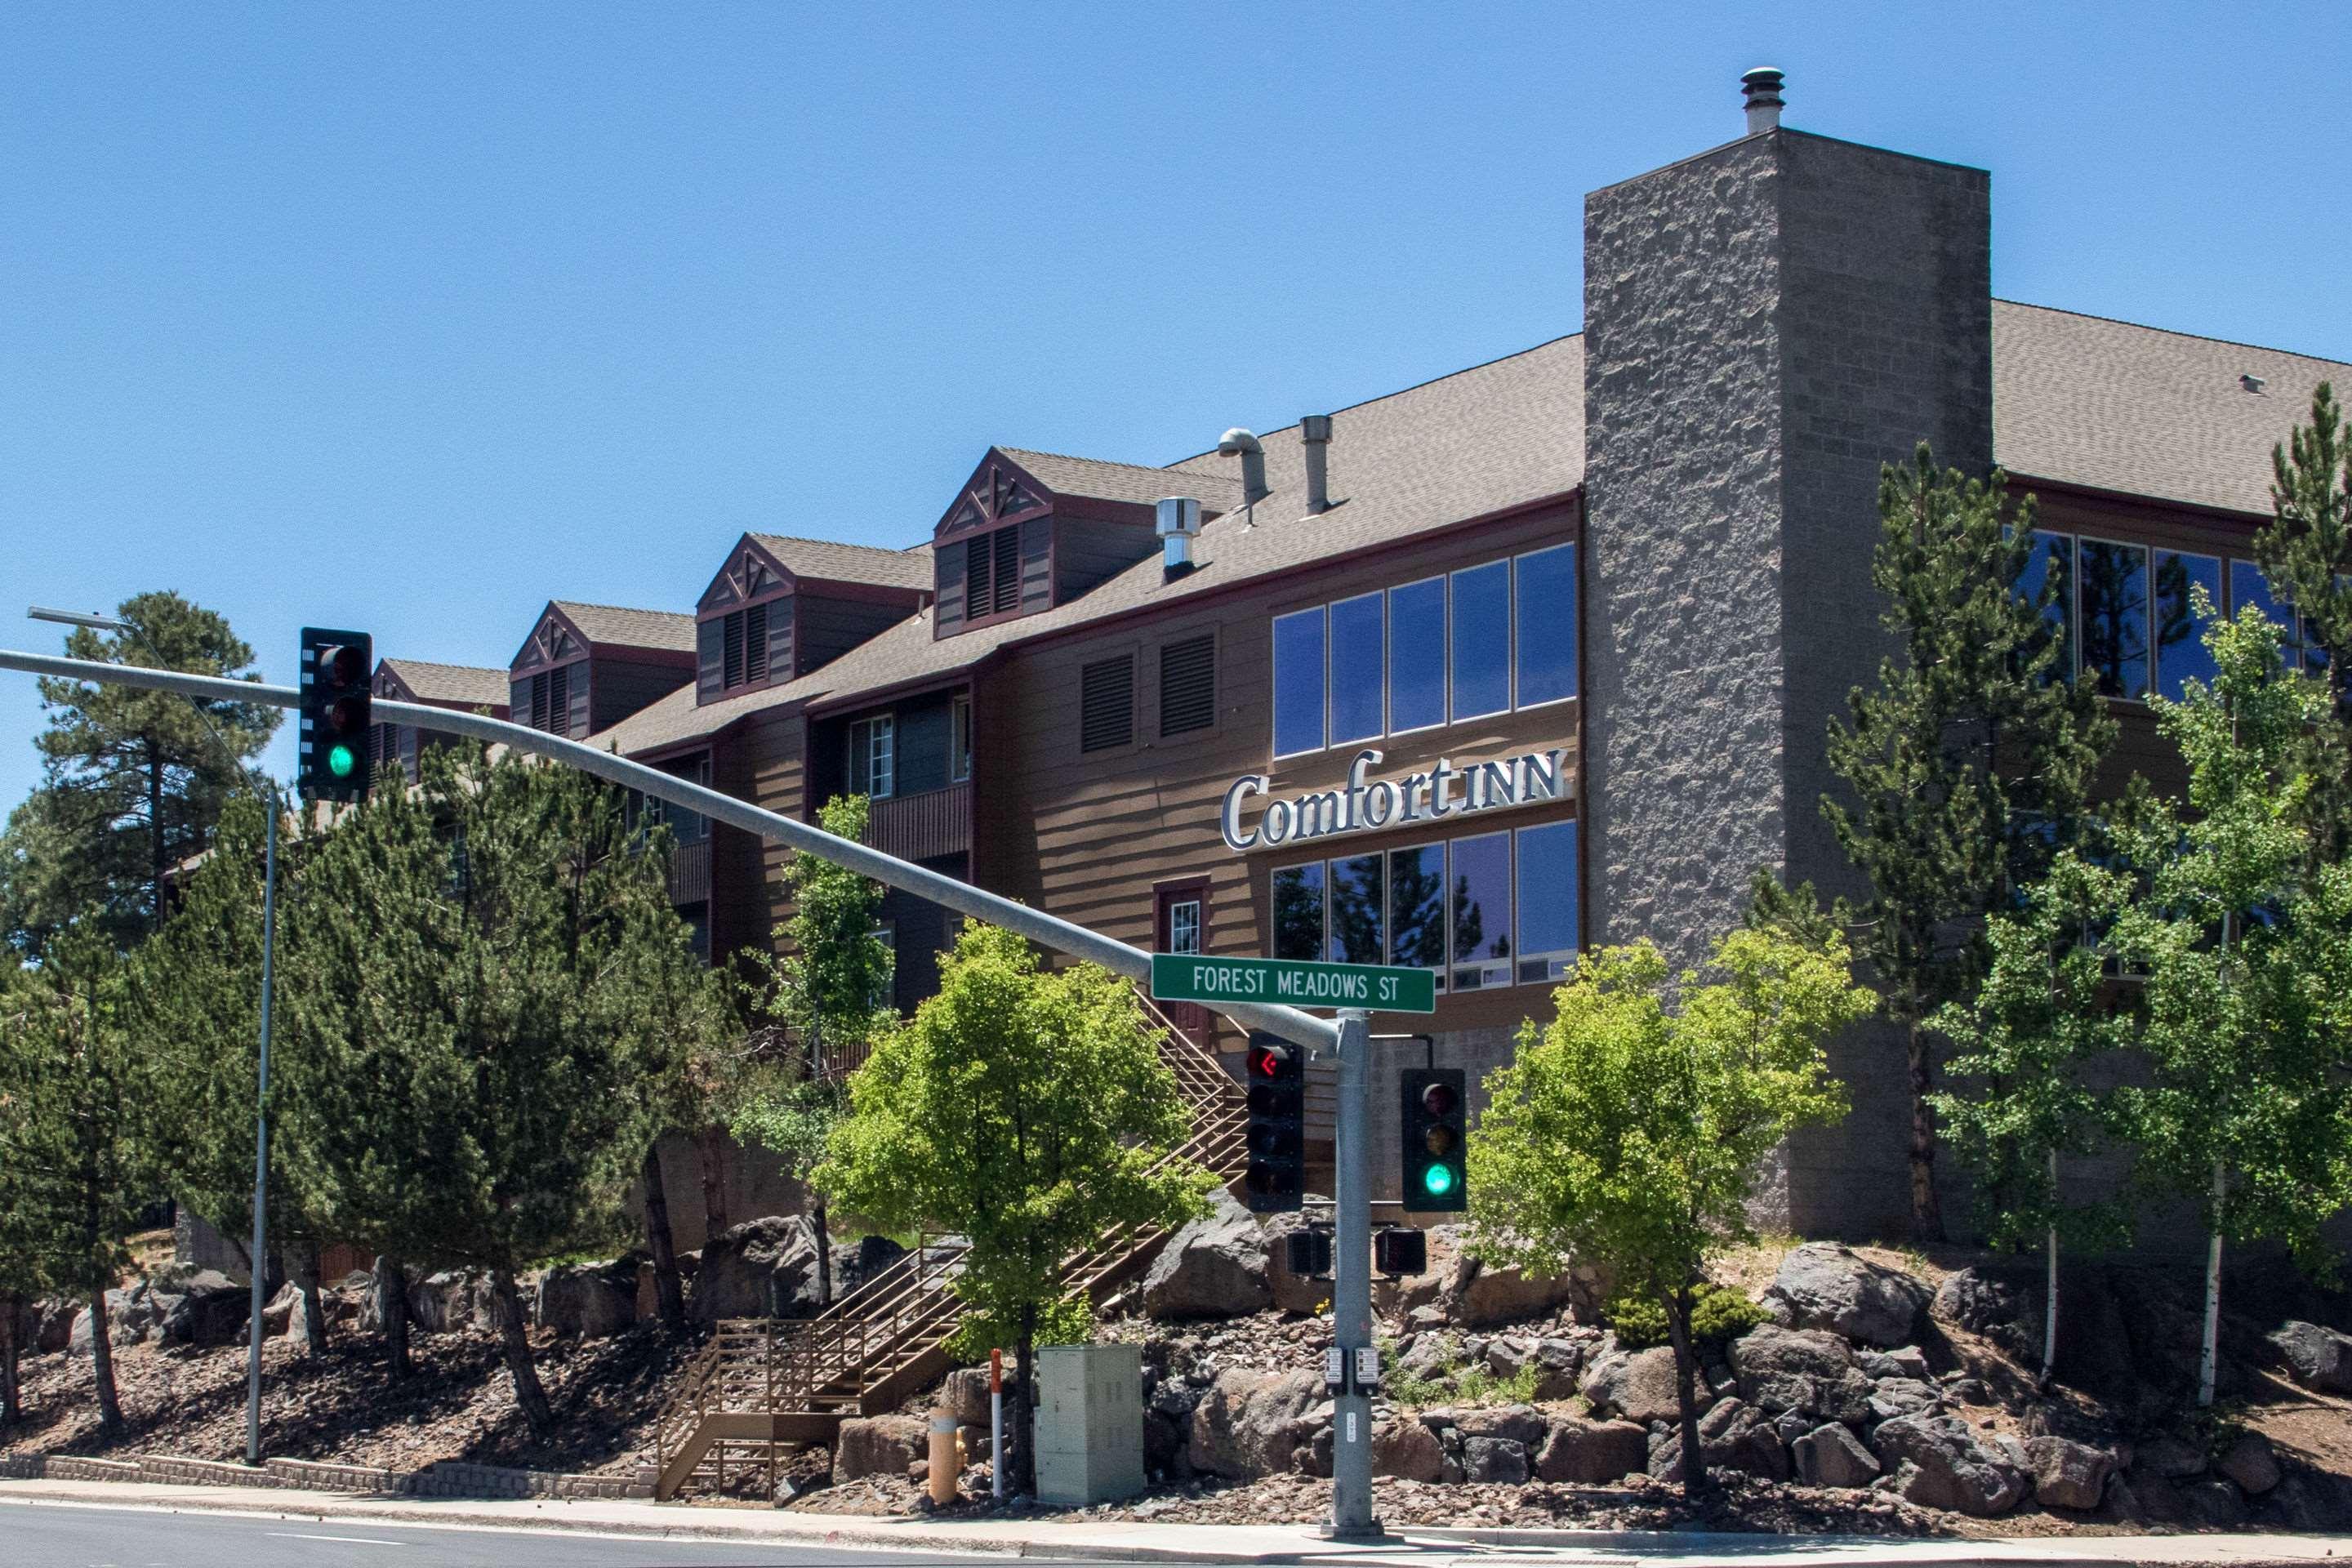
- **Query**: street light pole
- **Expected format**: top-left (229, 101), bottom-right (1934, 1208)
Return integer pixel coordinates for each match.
top-left (25, 608), bottom-right (287, 1468)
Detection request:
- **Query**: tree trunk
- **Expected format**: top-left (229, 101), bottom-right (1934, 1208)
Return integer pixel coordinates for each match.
top-left (491, 1269), bottom-right (555, 1441)
top-left (1, 1294), bottom-right (21, 1426)
top-left (698, 1127), bottom-right (728, 1244)
top-left (1663, 1285), bottom-right (1708, 1503)
top-left (2041, 1148), bottom-right (2059, 1388)
top-left (1013, 1302), bottom-right (1038, 1498)
top-left (639, 1145), bottom-right (685, 1333)
top-left (294, 1241), bottom-right (329, 1356)
top-left (2199, 1162), bottom-right (2225, 1408)
top-left (148, 739), bottom-right (167, 930)
top-left (813, 1197), bottom-right (833, 1307)
top-left (376, 1255), bottom-right (411, 1380)
top-left (88, 1284), bottom-right (123, 1434)
top-left (1906, 1022), bottom-right (1947, 1243)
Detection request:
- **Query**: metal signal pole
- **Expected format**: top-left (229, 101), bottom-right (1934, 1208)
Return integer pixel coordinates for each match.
top-left (1324, 1008), bottom-right (1380, 1539)
top-left (245, 782), bottom-right (278, 1467)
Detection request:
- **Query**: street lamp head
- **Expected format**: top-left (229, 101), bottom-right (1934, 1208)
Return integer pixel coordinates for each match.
top-left (29, 604), bottom-right (129, 633)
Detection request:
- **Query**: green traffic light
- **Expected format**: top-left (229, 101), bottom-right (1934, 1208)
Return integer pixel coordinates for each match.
top-left (1421, 1163), bottom-right (1455, 1197)
top-left (327, 743), bottom-right (356, 779)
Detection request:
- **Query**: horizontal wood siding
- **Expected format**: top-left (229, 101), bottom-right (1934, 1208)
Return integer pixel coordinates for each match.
top-left (797, 593), bottom-right (915, 677)
top-left (1054, 516), bottom-right (1156, 604)
top-left (1020, 515), bottom-right (1054, 613)
top-left (590, 655), bottom-right (693, 733)
top-left (976, 501), bottom-right (1584, 1049)
top-left (742, 709), bottom-right (808, 950)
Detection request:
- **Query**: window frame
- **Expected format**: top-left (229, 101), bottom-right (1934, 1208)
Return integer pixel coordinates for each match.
top-left (1446, 559), bottom-right (1513, 725)
top-left (1512, 820), bottom-right (1581, 985)
top-left (849, 714), bottom-right (897, 800)
top-left (950, 693), bottom-right (973, 783)
top-left (1385, 573), bottom-right (1450, 737)
top-left (2074, 534), bottom-right (2153, 705)
top-left (1270, 606), bottom-right (1329, 760)
top-left (1511, 542), bottom-right (1579, 711)
top-left (2154, 548), bottom-right (2225, 703)
top-left (1270, 859), bottom-right (1327, 964)
top-left (1326, 590), bottom-right (1387, 747)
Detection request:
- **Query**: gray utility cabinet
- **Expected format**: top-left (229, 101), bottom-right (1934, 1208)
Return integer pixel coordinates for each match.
top-left (1032, 1343), bottom-right (1145, 1506)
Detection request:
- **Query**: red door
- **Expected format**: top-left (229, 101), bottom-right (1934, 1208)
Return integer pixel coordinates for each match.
top-left (1153, 881), bottom-right (1213, 1051)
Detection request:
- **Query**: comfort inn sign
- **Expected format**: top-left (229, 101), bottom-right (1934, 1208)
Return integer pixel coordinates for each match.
top-left (1218, 746), bottom-right (1569, 853)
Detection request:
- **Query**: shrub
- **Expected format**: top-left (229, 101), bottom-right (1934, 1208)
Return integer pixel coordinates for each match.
top-left (1606, 1284), bottom-right (1765, 1355)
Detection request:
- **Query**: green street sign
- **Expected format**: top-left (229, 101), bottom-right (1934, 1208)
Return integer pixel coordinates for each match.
top-left (1150, 953), bottom-right (1438, 1013)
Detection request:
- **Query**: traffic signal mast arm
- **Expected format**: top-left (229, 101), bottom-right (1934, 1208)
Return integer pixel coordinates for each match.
top-left (0, 646), bottom-right (1340, 1055)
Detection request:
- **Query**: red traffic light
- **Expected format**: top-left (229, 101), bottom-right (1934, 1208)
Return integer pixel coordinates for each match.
top-left (1420, 1080), bottom-right (1459, 1118)
top-left (1248, 1041), bottom-right (1291, 1078)
top-left (322, 644), bottom-right (365, 686)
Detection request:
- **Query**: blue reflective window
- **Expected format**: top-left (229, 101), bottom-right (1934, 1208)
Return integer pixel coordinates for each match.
top-left (1272, 608), bottom-right (1325, 756)
top-left (1388, 844), bottom-right (1446, 974)
top-left (1272, 862), bottom-right (1324, 961)
top-left (1450, 561), bottom-right (1511, 720)
top-left (1515, 821), bottom-right (1579, 984)
top-left (1514, 545), bottom-right (1578, 706)
top-left (1448, 831), bottom-right (1512, 991)
top-left (2020, 531), bottom-right (2074, 679)
top-left (2232, 559), bottom-right (2298, 667)
top-left (1329, 593), bottom-right (1385, 745)
top-left (1388, 577), bottom-right (1447, 733)
top-left (2078, 539), bottom-right (2149, 700)
top-left (2155, 551), bottom-right (2222, 702)
top-left (1327, 852), bottom-right (1385, 964)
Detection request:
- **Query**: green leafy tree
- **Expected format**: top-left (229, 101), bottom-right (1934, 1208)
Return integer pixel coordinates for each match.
top-left (815, 922), bottom-right (1211, 1494)
top-left (1929, 853), bottom-right (2140, 1379)
top-left (0, 923), bottom-right (159, 1435)
top-left (1467, 929), bottom-right (1873, 1499)
top-left (276, 746), bottom-right (709, 1434)
top-left (729, 795), bottom-right (894, 1309)
top-left (125, 792), bottom-right (338, 1351)
top-left (2256, 381), bottom-right (2352, 856)
top-left (1824, 448), bottom-right (2114, 1240)
top-left (0, 593), bottom-right (277, 953)
top-left (2099, 599), bottom-right (2352, 1403)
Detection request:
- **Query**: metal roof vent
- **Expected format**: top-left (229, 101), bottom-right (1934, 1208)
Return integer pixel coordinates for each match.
top-left (2241, 373), bottom-right (2268, 394)
top-left (1302, 414), bottom-right (1334, 514)
top-left (1156, 496), bottom-right (1203, 580)
top-left (1742, 68), bottom-right (1785, 135)
top-left (1218, 427), bottom-right (1269, 505)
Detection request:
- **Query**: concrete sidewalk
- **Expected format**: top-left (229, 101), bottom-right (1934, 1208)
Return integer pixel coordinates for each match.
top-left (1, 1478), bottom-right (2344, 1565)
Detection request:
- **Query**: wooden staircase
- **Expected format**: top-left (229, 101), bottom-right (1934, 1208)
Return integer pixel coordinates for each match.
top-left (652, 1000), bottom-right (1248, 1499)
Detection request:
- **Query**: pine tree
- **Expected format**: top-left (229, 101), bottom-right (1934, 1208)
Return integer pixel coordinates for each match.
top-left (1824, 448), bottom-right (2114, 1240)
top-left (2256, 381), bottom-right (2352, 857)
top-left (816, 923), bottom-right (1211, 1494)
top-left (0, 922), bottom-right (158, 1436)
top-left (729, 795), bottom-right (895, 1310)
top-left (1, 593), bottom-right (277, 953)
top-left (277, 746), bottom-right (709, 1434)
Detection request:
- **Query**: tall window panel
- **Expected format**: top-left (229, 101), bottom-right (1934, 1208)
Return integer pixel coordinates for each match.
top-left (1515, 821), bottom-right (1580, 984)
top-left (2077, 539), bottom-right (2149, 700)
top-left (2232, 559), bottom-right (2299, 667)
top-left (1387, 843), bottom-right (1446, 982)
top-left (1449, 561), bottom-right (1511, 721)
top-left (1326, 852), bottom-right (1385, 965)
top-left (1514, 544), bottom-right (1578, 706)
top-left (1272, 608), bottom-right (1326, 757)
top-left (1327, 593), bottom-right (1385, 745)
top-left (1388, 577), bottom-right (1447, 733)
top-left (745, 602), bottom-right (769, 685)
top-left (2021, 532), bottom-right (2074, 679)
top-left (1272, 862), bottom-right (1325, 962)
top-left (849, 715), bottom-right (895, 799)
top-left (1448, 831), bottom-right (1512, 991)
top-left (2155, 551), bottom-right (2223, 702)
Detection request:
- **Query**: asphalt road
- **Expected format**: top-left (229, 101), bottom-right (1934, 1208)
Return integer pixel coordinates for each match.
top-left (0, 1501), bottom-right (1019, 1568)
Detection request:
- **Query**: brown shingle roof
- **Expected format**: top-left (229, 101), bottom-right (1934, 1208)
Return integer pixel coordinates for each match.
top-left (748, 534), bottom-right (933, 592)
top-left (1000, 448), bottom-right (1244, 510)
top-left (381, 659), bottom-right (510, 708)
top-left (552, 601), bottom-right (698, 653)
top-left (1993, 301), bottom-right (2347, 515)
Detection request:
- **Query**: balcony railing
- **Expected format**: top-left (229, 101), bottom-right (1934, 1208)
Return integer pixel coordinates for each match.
top-left (863, 782), bottom-right (969, 864)
top-left (668, 837), bottom-right (711, 906)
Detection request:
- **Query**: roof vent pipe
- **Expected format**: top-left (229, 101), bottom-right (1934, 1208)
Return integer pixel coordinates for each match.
top-left (1156, 496), bottom-right (1203, 580)
top-left (1301, 414), bottom-right (1334, 514)
top-left (1218, 427), bottom-right (1269, 505)
top-left (1741, 68), bottom-right (1784, 135)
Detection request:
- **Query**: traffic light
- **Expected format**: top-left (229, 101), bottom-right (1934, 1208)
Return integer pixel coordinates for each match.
top-left (1242, 1031), bottom-right (1306, 1213)
top-left (1374, 1227), bottom-right (1428, 1277)
top-left (1400, 1066), bottom-right (1468, 1211)
top-left (300, 628), bottom-right (373, 804)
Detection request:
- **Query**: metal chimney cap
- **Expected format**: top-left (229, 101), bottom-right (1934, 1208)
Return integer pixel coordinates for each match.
top-left (1300, 414), bottom-right (1333, 443)
top-left (1742, 67), bottom-right (1785, 134)
top-left (1155, 496), bottom-right (1203, 537)
top-left (1217, 427), bottom-right (1263, 456)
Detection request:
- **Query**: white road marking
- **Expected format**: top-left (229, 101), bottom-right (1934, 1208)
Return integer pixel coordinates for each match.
top-left (268, 1533), bottom-right (408, 1546)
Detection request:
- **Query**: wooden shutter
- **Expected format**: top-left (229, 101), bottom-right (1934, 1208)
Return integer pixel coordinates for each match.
top-left (722, 610), bottom-right (746, 690)
top-left (1159, 635), bottom-right (1215, 736)
top-left (767, 597), bottom-right (795, 679)
top-left (547, 664), bottom-right (572, 736)
top-left (529, 672), bottom-right (550, 731)
top-left (1080, 655), bottom-right (1134, 753)
top-left (746, 601), bottom-right (769, 684)
top-left (696, 617), bottom-right (724, 702)
top-left (991, 528), bottom-right (1021, 616)
top-left (964, 537), bottom-right (991, 622)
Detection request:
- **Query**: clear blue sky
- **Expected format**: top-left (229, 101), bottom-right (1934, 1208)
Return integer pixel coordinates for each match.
top-left (5, 2), bottom-right (2347, 812)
